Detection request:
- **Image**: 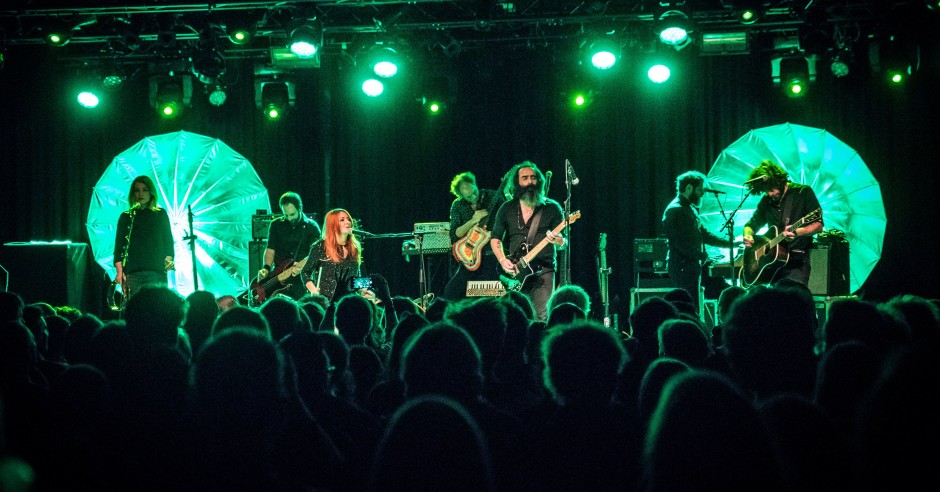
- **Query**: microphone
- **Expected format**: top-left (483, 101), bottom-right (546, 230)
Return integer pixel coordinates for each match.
top-left (703, 188), bottom-right (726, 195)
top-left (544, 170), bottom-right (552, 190)
top-left (566, 159), bottom-right (580, 186)
top-left (744, 175), bottom-right (767, 185)
top-left (129, 202), bottom-right (142, 213)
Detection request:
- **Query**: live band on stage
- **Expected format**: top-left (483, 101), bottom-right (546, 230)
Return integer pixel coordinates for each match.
top-left (238, 159), bottom-right (838, 326)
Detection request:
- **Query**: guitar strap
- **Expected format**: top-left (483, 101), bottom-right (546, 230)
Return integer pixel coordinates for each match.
top-left (525, 206), bottom-right (544, 250)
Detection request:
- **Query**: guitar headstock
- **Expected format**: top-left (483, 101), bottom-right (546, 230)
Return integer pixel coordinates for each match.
top-left (567, 211), bottom-right (582, 224)
top-left (804, 208), bottom-right (822, 225)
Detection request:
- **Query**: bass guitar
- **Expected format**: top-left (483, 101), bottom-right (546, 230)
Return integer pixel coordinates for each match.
top-left (739, 207), bottom-right (821, 287)
top-left (452, 180), bottom-right (511, 271)
top-left (500, 211), bottom-right (581, 290)
top-left (248, 257), bottom-right (308, 306)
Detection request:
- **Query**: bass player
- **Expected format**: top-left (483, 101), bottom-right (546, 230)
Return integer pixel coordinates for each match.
top-left (742, 160), bottom-right (823, 287)
top-left (254, 192), bottom-right (321, 302)
top-left (441, 170), bottom-right (510, 301)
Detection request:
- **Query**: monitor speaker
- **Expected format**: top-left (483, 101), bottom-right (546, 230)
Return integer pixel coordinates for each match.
top-left (808, 240), bottom-right (850, 296)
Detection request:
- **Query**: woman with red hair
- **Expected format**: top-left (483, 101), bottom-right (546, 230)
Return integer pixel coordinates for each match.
top-left (300, 208), bottom-right (363, 301)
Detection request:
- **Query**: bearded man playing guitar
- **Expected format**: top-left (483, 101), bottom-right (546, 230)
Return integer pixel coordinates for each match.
top-left (490, 161), bottom-right (567, 321)
top-left (742, 160), bottom-right (823, 288)
top-left (441, 171), bottom-right (510, 301)
top-left (253, 192), bottom-right (321, 303)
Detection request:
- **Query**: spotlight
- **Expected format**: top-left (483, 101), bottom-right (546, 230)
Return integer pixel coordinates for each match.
top-left (419, 97), bottom-right (445, 114)
top-left (255, 69), bottom-right (296, 120)
top-left (102, 73), bottom-right (126, 92)
top-left (772, 56), bottom-right (816, 98)
top-left (191, 28), bottom-right (226, 85)
top-left (261, 83), bottom-right (289, 119)
top-left (829, 52), bottom-right (851, 78)
top-left (149, 74), bottom-right (193, 118)
top-left (192, 48), bottom-right (225, 85)
top-left (289, 22), bottom-right (321, 59)
top-left (648, 64), bottom-right (672, 84)
top-left (208, 86), bottom-right (227, 107)
top-left (227, 20), bottom-right (256, 45)
top-left (658, 11), bottom-right (692, 50)
top-left (584, 38), bottom-right (619, 71)
top-left (43, 18), bottom-right (73, 47)
top-left (417, 74), bottom-right (451, 112)
top-left (361, 79), bottom-right (385, 97)
top-left (734, 1), bottom-right (764, 25)
top-left (77, 91), bottom-right (100, 109)
top-left (869, 35), bottom-right (920, 86)
top-left (368, 46), bottom-right (403, 78)
top-left (569, 90), bottom-right (593, 109)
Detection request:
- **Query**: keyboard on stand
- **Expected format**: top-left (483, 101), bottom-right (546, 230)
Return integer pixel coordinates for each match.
top-left (466, 280), bottom-right (506, 297)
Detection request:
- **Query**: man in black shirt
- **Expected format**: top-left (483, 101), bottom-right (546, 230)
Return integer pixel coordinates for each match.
top-left (743, 160), bottom-right (823, 287)
top-left (662, 170), bottom-right (728, 312)
top-left (490, 161), bottom-right (566, 321)
top-left (256, 192), bottom-right (321, 301)
top-left (441, 171), bottom-right (509, 301)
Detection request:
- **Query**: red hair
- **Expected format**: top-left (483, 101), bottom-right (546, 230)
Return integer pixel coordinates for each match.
top-left (322, 208), bottom-right (362, 264)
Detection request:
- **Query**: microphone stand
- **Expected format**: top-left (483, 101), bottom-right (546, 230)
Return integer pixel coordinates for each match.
top-left (718, 189), bottom-right (754, 286)
top-left (183, 205), bottom-right (198, 291)
top-left (562, 162), bottom-right (574, 286)
top-left (358, 229), bottom-right (428, 309)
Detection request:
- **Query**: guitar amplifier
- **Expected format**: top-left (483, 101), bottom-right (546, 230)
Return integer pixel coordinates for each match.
top-left (634, 238), bottom-right (668, 273)
top-left (252, 212), bottom-right (318, 240)
top-left (808, 239), bottom-right (850, 296)
top-left (403, 222), bottom-right (451, 256)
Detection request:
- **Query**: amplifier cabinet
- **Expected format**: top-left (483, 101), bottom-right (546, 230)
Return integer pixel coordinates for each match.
top-left (808, 240), bottom-right (850, 296)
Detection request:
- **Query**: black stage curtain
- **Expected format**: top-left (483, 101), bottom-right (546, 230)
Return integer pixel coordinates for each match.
top-left (2, 42), bottom-right (938, 316)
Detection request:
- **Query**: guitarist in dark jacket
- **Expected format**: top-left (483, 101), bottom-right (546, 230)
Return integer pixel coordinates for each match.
top-left (742, 160), bottom-right (823, 287)
top-left (662, 171), bottom-right (728, 312)
top-left (256, 192), bottom-right (321, 301)
top-left (442, 171), bottom-right (510, 301)
top-left (490, 161), bottom-right (567, 321)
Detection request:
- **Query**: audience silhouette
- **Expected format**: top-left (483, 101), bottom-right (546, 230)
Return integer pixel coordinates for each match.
top-left (1, 278), bottom-right (936, 491)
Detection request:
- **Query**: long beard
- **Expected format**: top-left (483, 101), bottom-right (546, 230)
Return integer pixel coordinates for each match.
top-left (515, 183), bottom-right (540, 205)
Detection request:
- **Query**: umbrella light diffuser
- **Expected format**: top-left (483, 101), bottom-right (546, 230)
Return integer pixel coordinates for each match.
top-left (86, 131), bottom-right (271, 298)
top-left (700, 122), bottom-right (885, 294)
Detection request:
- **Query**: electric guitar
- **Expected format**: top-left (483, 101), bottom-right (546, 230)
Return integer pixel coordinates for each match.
top-left (452, 180), bottom-right (510, 271)
top-left (249, 257), bottom-right (308, 305)
top-left (739, 207), bottom-right (821, 287)
top-left (500, 211), bottom-right (582, 289)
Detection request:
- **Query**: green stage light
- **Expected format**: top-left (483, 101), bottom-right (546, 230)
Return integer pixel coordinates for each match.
top-left (370, 47), bottom-right (403, 78)
top-left (362, 79), bottom-right (384, 97)
top-left (77, 91), bottom-right (100, 108)
top-left (260, 81), bottom-right (289, 119)
top-left (648, 64), bottom-right (671, 84)
top-left (289, 24), bottom-right (320, 59)
top-left (658, 11), bottom-right (691, 49)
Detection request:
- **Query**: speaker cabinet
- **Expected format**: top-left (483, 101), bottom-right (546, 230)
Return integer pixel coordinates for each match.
top-left (808, 240), bottom-right (850, 296)
top-left (1, 242), bottom-right (92, 308)
top-left (248, 241), bottom-right (266, 276)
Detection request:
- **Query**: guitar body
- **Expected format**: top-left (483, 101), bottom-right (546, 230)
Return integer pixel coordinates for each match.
top-left (739, 208), bottom-right (822, 288)
top-left (249, 258), bottom-right (306, 305)
top-left (740, 227), bottom-right (790, 286)
top-left (452, 226), bottom-right (491, 271)
top-left (498, 211), bottom-right (582, 291)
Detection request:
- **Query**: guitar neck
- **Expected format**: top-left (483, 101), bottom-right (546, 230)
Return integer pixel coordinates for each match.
top-left (521, 221), bottom-right (569, 264)
top-left (766, 214), bottom-right (814, 249)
